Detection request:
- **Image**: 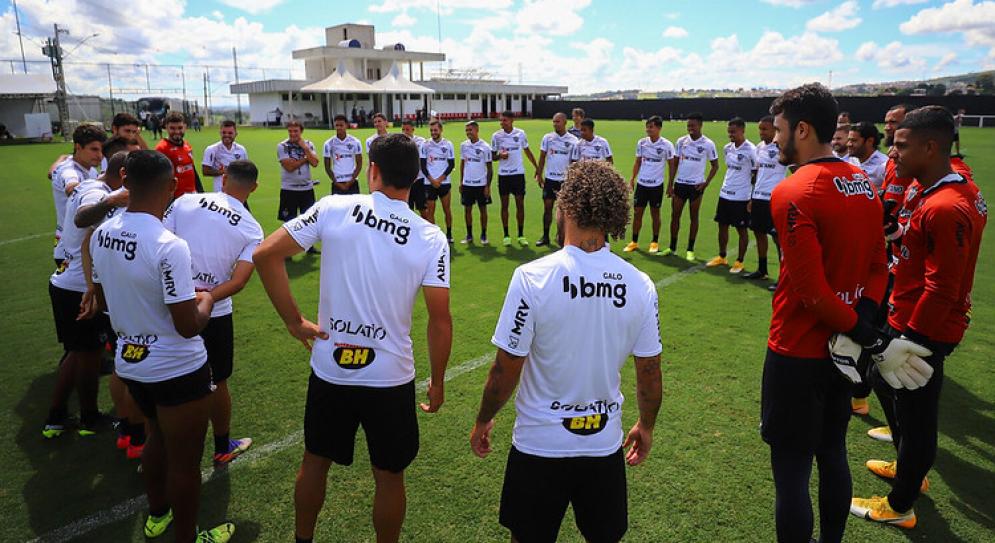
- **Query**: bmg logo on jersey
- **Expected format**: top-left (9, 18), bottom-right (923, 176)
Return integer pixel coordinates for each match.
top-left (198, 197), bottom-right (241, 226)
top-left (96, 229), bottom-right (137, 261)
top-left (351, 205), bottom-right (410, 245)
top-left (562, 414), bottom-right (608, 435)
top-left (561, 274), bottom-right (627, 307)
top-left (833, 174), bottom-right (876, 200)
top-left (333, 344), bottom-right (377, 369)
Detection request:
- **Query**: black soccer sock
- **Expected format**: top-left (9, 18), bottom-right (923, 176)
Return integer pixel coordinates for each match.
top-left (129, 422), bottom-right (146, 446)
top-left (446, 227), bottom-right (452, 239)
top-left (758, 257), bottom-right (768, 275)
top-left (80, 409), bottom-right (101, 427)
top-left (518, 225), bottom-right (524, 237)
top-left (632, 233), bottom-right (639, 242)
top-left (150, 506), bottom-right (170, 518)
top-left (296, 537), bottom-right (313, 543)
top-left (482, 228), bottom-right (487, 239)
top-left (503, 226), bottom-right (510, 237)
top-left (670, 239), bottom-right (678, 252)
top-left (215, 433), bottom-right (230, 455)
top-left (466, 225), bottom-right (473, 239)
top-left (652, 233), bottom-right (659, 243)
top-left (719, 251), bottom-right (727, 258)
top-left (687, 238), bottom-right (696, 251)
top-left (47, 406), bottom-right (68, 424)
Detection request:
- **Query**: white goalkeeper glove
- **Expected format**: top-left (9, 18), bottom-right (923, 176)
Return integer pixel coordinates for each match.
top-left (828, 333), bottom-right (863, 384)
top-left (871, 336), bottom-right (934, 390)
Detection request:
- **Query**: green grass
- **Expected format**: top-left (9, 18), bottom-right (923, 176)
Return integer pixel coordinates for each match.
top-left (1, 121), bottom-right (993, 542)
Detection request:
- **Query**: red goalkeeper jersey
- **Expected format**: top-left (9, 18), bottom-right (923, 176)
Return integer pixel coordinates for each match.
top-left (768, 157), bottom-right (888, 359)
top-left (155, 139), bottom-right (196, 198)
top-left (882, 158), bottom-right (914, 212)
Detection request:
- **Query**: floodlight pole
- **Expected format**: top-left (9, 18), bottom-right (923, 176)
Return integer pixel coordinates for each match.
top-left (44, 24), bottom-right (71, 141)
top-left (107, 64), bottom-right (114, 115)
top-left (13, 0), bottom-right (27, 73)
top-left (232, 46), bottom-right (243, 125)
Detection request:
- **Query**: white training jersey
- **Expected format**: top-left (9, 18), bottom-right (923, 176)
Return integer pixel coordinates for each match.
top-left (420, 138), bottom-right (455, 184)
top-left (460, 139), bottom-right (492, 186)
top-left (409, 135), bottom-right (427, 182)
top-left (51, 180), bottom-right (113, 292)
top-left (277, 139), bottom-right (317, 191)
top-left (91, 212), bottom-right (207, 383)
top-left (539, 131), bottom-right (578, 182)
top-left (635, 136), bottom-right (676, 187)
top-left (202, 141), bottom-right (248, 192)
top-left (52, 159), bottom-right (97, 258)
top-left (718, 140), bottom-right (758, 202)
top-left (833, 150), bottom-right (850, 161)
top-left (163, 193), bottom-right (263, 318)
top-left (323, 135), bottom-right (363, 183)
top-left (752, 141), bottom-right (786, 201)
top-left (674, 135), bottom-right (719, 185)
top-left (491, 127), bottom-right (530, 176)
top-left (492, 245), bottom-right (662, 458)
top-left (850, 150), bottom-right (888, 191)
top-left (365, 132), bottom-right (390, 154)
top-left (572, 135), bottom-right (613, 162)
top-left (283, 192), bottom-right (450, 387)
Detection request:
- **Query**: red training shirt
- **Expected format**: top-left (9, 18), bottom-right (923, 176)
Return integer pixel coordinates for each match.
top-left (882, 158), bottom-right (914, 212)
top-left (889, 173), bottom-right (987, 344)
top-left (769, 157), bottom-right (888, 359)
top-left (155, 139), bottom-right (197, 198)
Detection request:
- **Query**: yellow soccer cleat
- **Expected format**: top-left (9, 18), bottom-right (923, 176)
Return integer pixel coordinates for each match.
top-left (623, 241), bottom-right (639, 253)
top-left (729, 260), bottom-right (745, 274)
top-left (144, 509), bottom-right (174, 538)
top-left (850, 496), bottom-right (916, 529)
top-left (705, 256), bottom-right (728, 268)
top-left (197, 522), bottom-right (235, 543)
top-left (685, 250), bottom-right (695, 262)
top-left (868, 426), bottom-right (893, 442)
top-left (851, 397), bottom-right (870, 415)
top-left (648, 242), bottom-right (660, 254)
top-left (660, 247), bottom-right (674, 256)
top-left (866, 460), bottom-right (929, 493)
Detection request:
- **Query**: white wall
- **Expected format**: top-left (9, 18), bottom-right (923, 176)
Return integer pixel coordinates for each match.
top-left (0, 98), bottom-right (45, 136)
top-left (246, 92), bottom-right (325, 126)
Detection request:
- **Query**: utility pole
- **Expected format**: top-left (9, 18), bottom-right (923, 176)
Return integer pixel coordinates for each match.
top-left (107, 64), bottom-right (114, 115)
top-left (43, 24), bottom-right (70, 141)
top-left (232, 46), bottom-right (242, 125)
top-left (145, 63), bottom-right (151, 92)
top-left (13, 0), bottom-right (27, 73)
top-left (203, 71), bottom-right (209, 126)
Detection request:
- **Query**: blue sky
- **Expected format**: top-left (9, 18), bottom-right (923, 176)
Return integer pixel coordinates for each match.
top-left (1, 0), bottom-right (993, 103)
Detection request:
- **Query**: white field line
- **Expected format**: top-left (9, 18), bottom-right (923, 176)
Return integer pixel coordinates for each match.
top-left (0, 232), bottom-right (48, 247)
top-left (30, 258), bottom-right (709, 542)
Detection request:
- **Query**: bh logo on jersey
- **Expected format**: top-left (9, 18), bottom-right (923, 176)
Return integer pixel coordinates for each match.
top-left (833, 174), bottom-right (876, 200)
top-left (562, 274), bottom-right (627, 308)
top-left (120, 343), bottom-right (151, 363)
top-left (562, 414), bottom-right (608, 436)
top-left (333, 344), bottom-right (376, 369)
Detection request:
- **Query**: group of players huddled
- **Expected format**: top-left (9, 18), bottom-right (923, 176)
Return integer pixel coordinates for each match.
top-left (41, 81), bottom-right (984, 543)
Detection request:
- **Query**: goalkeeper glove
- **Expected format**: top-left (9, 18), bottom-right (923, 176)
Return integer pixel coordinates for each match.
top-left (828, 333), bottom-right (863, 384)
top-left (871, 336), bottom-right (934, 390)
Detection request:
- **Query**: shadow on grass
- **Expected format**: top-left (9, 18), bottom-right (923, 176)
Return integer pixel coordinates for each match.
top-left (286, 253), bottom-right (321, 279)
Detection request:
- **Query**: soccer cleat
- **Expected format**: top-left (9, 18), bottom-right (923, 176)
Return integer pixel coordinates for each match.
top-left (42, 423), bottom-right (65, 439)
top-left (866, 460), bottom-right (929, 493)
top-left (502, 236), bottom-right (512, 247)
top-left (197, 522), bottom-right (235, 543)
top-left (741, 270), bottom-right (768, 280)
top-left (460, 236), bottom-right (472, 245)
top-left (144, 509), bottom-right (174, 538)
top-left (768, 283), bottom-right (778, 292)
top-left (868, 426), bottom-right (894, 442)
top-left (481, 237), bottom-right (489, 245)
top-left (213, 438), bottom-right (253, 468)
top-left (648, 242), bottom-right (660, 254)
top-left (127, 442), bottom-right (145, 460)
top-left (730, 261), bottom-right (745, 274)
top-left (706, 256), bottom-right (728, 268)
top-left (851, 397), bottom-right (870, 416)
top-left (116, 434), bottom-right (131, 450)
top-left (623, 242), bottom-right (639, 253)
top-left (447, 236), bottom-right (455, 245)
top-left (850, 496), bottom-right (916, 529)
top-left (535, 237), bottom-right (549, 247)
top-left (660, 247), bottom-right (674, 256)
top-left (685, 251), bottom-right (695, 262)
top-left (78, 412), bottom-right (113, 437)
top-left (518, 236), bottom-right (529, 247)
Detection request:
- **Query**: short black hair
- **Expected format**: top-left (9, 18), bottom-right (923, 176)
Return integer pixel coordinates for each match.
top-left (369, 133), bottom-right (419, 189)
top-left (429, 119), bottom-right (442, 128)
top-left (646, 115), bottom-right (663, 128)
top-left (465, 120), bottom-right (479, 128)
top-left (105, 150), bottom-right (129, 179)
top-left (73, 124), bottom-right (107, 147)
top-left (728, 117), bottom-right (746, 129)
top-left (835, 123), bottom-right (851, 133)
top-left (372, 112), bottom-right (387, 122)
top-left (333, 114), bottom-right (348, 124)
top-left (759, 115), bottom-right (775, 125)
top-left (769, 83), bottom-right (838, 144)
top-left (103, 135), bottom-right (138, 158)
top-left (851, 121), bottom-right (882, 149)
top-left (402, 119), bottom-right (414, 127)
top-left (225, 159), bottom-right (258, 186)
top-left (571, 107), bottom-right (585, 117)
top-left (839, 111), bottom-right (851, 118)
top-left (898, 105), bottom-right (955, 151)
top-left (220, 119), bottom-right (237, 129)
top-left (888, 103), bottom-right (913, 115)
top-left (111, 112), bottom-right (140, 128)
top-left (124, 150), bottom-right (174, 196)
top-left (581, 118), bottom-right (595, 129)
top-left (163, 111), bottom-right (185, 125)
top-left (686, 112), bottom-right (703, 123)
top-left (501, 110), bottom-right (515, 119)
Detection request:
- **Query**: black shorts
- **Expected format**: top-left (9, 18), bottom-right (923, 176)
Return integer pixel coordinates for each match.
top-left (49, 283), bottom-right (112, 352)
top-left (498, 174), bottom-right (527, 197)
top-left (278, 188), bottom-right (316, 222)
top-left (500, 446), bottom-right (627, 543)
top-left (672, 183), bottom-right (702, 202)
top-left (200, 314), bottom-right (234, 382)
top-left (331, 182), bottom-right (360, 196)
top-left (121, 362), bottom-right (214, 420)
top-left (304, 373), bottom-right (419, 473)
top-left (714, 197), bottom-right (750, 227)
top-left (425, 183), bottom-right (452, 201)
top-left (633, 184), bottom-right (665, 209)
top-left (408, 181), bottom-right (427, 211)
top-left (461, 185), bottom-right (491, 207)
top-left (749, 199), bottom-right (774, 234)
top-left (952, 131), bottom-right (960, 142)
top-left (760, 348), bottom-right (853, 453)
top-left (542, 179), bottom-right (562, 201)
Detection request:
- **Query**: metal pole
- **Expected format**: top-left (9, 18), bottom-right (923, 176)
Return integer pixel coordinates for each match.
top-left (180, 65), bottom-right (186, 102)
top-left (145, 63), bottom-right (151, 92)
top-left (107, 64), bottom-right (114, 115)
top-left (50, 25), bottom-right (70, 141)
top-left (203, 71), bottom-right (209, 125)
top-left (12, 0), bottom-right (27, 73)
top-left (232, 46), bottom-right (242, 125)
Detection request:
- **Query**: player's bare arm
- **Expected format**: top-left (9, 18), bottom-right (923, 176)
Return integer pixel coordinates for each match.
top-left (536, 150), bottom-right (547, 185)
top-left (625, 354), bottom-right (662, 466)
top-left (524, 147), bottom-right (538, 171)
top-left (206, 261), bottom-right (255, 302)
top-left (631, 157), bottom-right (642, 188)
top-left (470, 348), bottom-right (527, 458)
top-left (421, 286), bottom-right (452, 413)
top-left (167, 291), bottom-right (215, 339)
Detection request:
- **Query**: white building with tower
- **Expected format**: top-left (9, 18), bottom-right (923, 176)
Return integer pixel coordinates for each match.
top-left (230, 23), bottom-right (567, 126)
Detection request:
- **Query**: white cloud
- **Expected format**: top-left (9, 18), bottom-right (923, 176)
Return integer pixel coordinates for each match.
top-left (662, 26), bottom-right (688, 39)
top-left (761, 0), bottom-right (819, 7)
top-left (391, 12), bottom-right (417, 28)
top-left (806, 1), bottom-right (862, 33)
top-left (663, 11), bottom-right (680, 20)
top-left (873, 0), bottom-right (927, 8)
top-left (216, 0), bottom-right (286, 15)
top-left (935, 51), bottom-right (958, 71)
top-left (853, 40), bottom-right (928, 72)
top-left (856, 41), bottom-right (878, 61)
top-left (515, 0), bottom-right (592, 37)
top-left (369, 0), bottom-right (512, 15)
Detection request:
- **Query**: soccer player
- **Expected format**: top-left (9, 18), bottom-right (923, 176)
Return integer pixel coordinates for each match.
top-left (156, 111), bottom-right (203, 197)
top-left (838, 111), bottom-right (851, 125)
top-left (252, 133), bottom-right (452, 543)
top-left (666, 113), bottom-right (719, 262)
top-left (277, 121), bottom-right (320, 256)
top-left (42, 124), bottom-right (106, 439)
top-left (459, 121), bottom-right (493, 244)
top-left (323, 115), bottom-right (363, 195)
top-left (953, 108), bottom-right (964, 155)
top-left (706, 117), bottom-right (757, 273)
top-left (742, 115), bottom-right (786, 281)
top-left (624, 115), bottom-right (675, 254)
top-left (831, 124), bottom-right (850, 160)
top-left (847, 121), bottom-right (888, 192)
top-left (763, 83), bottom-right (889, 543)
top-left (365, 112), bottom-right (391, 187)
top-left (850, 106), bottom-right (987, 529)
top-left (163, 160), bottom-right (263, 468)
top-left (48, 112), bottom-right (149, 177)
top-left (90, 150), bottom-right (234, 543)
top-left (421, 120), bottom-right (456, 242)
top-left (492, 111), bottom-right (539, 247)
top-left (572, 119), bottom-right (613, 163)
top-left (535, 112), bottom-right (578, 246)
top-left (568, 107), bottom-right (585, 138)
top-left (202, 120), bottom-right (248, 193)
top-left (470, 160), bottom-right (662, 543)
top-left (401, 119), bottom-right (428, 217)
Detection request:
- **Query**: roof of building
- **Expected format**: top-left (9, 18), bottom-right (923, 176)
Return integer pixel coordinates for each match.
top-left (371, 63), bottom-right (435, 94)
top-left (423, 80), bottom-right (568, 95)
top-left (0, 74), bottom-right (56, 97)
top-left (292, 46), bottom-right (445, 63)
top-left (301, 62), bottom-right (379, 93)
top-left (230, 79), bottom-right (307, 94)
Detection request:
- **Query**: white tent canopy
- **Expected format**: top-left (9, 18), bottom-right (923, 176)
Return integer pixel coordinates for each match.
top-left (300, 61), bottom-right (379, 93)
top-left (370, 62), bottom-right (434, 94)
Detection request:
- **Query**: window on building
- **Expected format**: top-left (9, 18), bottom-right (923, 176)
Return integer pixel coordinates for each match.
top-left (281, 93), bottom-right (289, 101)
top-left (358, 94), bottom-right (370, 100)
top-left (442, 93), bottom-right (455, 100)
top-left (470, 94), bottom-right (480, 99)
top-left (457, 94), bottom-right (467, 99)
